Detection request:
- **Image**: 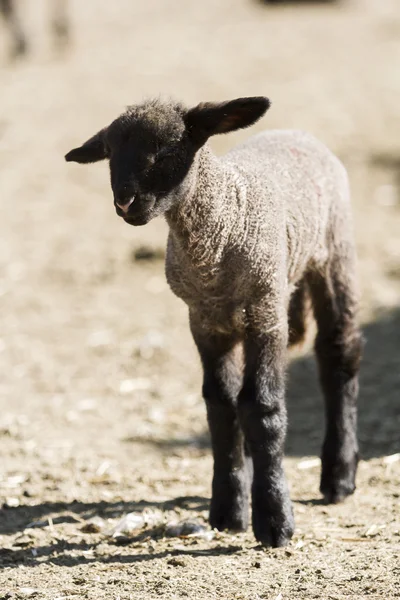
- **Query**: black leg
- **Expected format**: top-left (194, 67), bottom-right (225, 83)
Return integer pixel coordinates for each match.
top-left (238, 326), bottom-right (294, 547)
top-left (310, 265), bottom-right (362, 503)
top-left (190, 316), bottom-right (251, 532)
top-left (0, 0), bottom-right (27, 59)
top-left (51, 0), bottom-right (69, 50)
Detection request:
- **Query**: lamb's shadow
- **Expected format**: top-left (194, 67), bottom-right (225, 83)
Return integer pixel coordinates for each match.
top-left (142, 306), bottom-right (400, 460)
top-left (286, 306), bottom-right (400, 459)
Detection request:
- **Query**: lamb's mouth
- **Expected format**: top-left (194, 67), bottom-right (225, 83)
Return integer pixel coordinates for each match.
top-left (123, 213), bottom-right (152, 226)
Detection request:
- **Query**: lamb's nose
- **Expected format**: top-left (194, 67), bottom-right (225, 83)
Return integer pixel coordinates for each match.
top-left (116, 196), bottom-right (135, 214)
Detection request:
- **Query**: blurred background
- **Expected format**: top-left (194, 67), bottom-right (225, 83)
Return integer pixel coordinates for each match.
top-left (0, 0), bottom-right (399, 597)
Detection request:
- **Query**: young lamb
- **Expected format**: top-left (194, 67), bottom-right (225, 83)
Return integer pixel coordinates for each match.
top-left (65, 97), bottom-right (362, 547)
top-left (0, 0), bottom-right (69, 59)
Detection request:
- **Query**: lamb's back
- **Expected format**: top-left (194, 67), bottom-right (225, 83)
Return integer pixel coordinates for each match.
top-left (224, 129), bottom-right (348, 202)
top-left (223, 130), bottom-right (350, 283)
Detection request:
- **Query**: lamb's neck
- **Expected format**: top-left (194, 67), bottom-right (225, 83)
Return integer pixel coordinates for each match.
top-left (166, 145), bottom-right (240, 274)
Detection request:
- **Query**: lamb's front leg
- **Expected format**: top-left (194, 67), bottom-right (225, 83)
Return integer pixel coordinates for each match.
top-left (190, 315), bottom-right (251, 532)
top-left (238, 323), bottom-right (294, 547)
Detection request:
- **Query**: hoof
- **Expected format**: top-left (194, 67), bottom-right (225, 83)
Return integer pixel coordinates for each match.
top-left (252, 500), bottom-right (295, 547)
top-left (210, 501), bottom-right (249, 533)
top-left (320, 480), bottom-right (356, 504)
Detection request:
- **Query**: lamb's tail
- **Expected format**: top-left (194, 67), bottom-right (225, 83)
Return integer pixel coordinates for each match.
top-left (288, 277), bottom-right (311, 348)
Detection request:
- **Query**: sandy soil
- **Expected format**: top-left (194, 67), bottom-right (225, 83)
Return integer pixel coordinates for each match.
top-left (0, 0), bottom-right (399, 598)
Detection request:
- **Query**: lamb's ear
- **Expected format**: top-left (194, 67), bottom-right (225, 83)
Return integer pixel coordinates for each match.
top-left (184, 97), bottom-right (270, 144)
top-left (65, 129), bottom-right (109, 164)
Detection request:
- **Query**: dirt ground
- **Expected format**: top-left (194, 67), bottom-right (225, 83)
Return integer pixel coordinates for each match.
top-left (0, 0), bottom-right (399, 598)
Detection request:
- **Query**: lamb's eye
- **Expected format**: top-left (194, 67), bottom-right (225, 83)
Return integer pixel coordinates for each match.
top-left (155, 147), bottom-right (173, 164)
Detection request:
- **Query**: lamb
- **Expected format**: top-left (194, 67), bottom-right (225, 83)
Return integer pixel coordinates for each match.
top-left (65, 96), bottom-right (362, 547)
top-left (0, 0), bottom-right (69, 59)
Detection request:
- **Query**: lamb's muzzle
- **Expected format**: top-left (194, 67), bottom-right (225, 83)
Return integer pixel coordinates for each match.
top-left (115, 196), bottom-right (135, 214)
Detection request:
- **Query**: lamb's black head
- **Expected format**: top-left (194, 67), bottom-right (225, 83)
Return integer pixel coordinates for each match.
top-left (65, 96), bottom-right (270, 226)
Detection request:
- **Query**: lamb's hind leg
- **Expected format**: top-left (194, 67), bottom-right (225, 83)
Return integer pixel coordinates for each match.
top-left (190, 314), bottom-right (251, 532)
top-left (309, 257), bottom-right (363, 503)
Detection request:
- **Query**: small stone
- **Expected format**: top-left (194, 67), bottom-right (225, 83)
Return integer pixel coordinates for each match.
top-left (167, 556), bottom-right (187, 567)
top-left (297, 458), bottom-right (320, 470)
top-left (18, 590), bottom-right (37, 598)
top-left (4, 497), bottom-right (20, 508)
top-left (383, 453), bottom-right (400, 465)
top-left (132, 245), bottom-right (165, 262)
top-left (81, 517), bottom-right (105, 534)
top-left (13, 535), bottom-right (34, 548)
top-left (165, 519), bottom-right (210, 538)
top-left (108, 512), bottom-right (146, 536)
top-left (119, 378), bottom-right (151, 395)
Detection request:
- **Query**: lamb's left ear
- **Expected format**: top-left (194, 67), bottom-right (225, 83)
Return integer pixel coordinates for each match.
top-left (65, 128), bottom-right (109, 164)
top-left (184, 96), bottom-right (270, 144)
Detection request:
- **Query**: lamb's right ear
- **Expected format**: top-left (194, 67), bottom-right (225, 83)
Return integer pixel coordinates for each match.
top-left (65, 129), bottom-right (109, 164)
top-left (184, 96), bottom-right (271, 145)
